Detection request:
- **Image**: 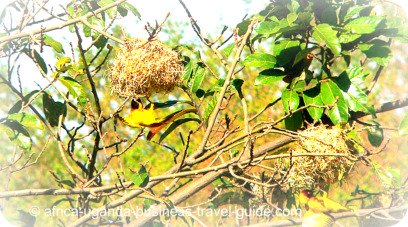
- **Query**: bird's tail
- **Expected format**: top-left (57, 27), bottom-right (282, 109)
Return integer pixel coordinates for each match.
top-left (147, 108), bottom-right (197, 140)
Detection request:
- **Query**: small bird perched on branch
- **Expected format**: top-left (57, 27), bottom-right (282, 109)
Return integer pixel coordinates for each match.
top-left (117, 98), bottom-right (197, 140)
top-left (298, 190), bottom-right (350, 213)
top-left (298, 190), bottom-right (351, 227)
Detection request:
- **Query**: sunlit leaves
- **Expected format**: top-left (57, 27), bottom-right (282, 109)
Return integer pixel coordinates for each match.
top-left (345, 16), bottom-right (384, 34)
top-left (204, 95), bottom-right (217, 124)
top-left (358, 39), bottom-right (392, 66)
top-left (8, 112), bottom-right (41, 129)
top-left (282, 89), bottom-right (299, 113)
top-left (273, 40), bottom-right (301, 66)
top-left (343, 5), bottom-right (370, 22)
top-left (335, 67), bottom-right (370, 113)
top-left (242, 53), bottom-right (276, 68)
top-left (43, 34), bottom-right (64, 54)
top-left (312, 24), bottom-right (341, 55)
top-left (255, 69), bottom-right (286, 86)
top-left (222, 43), bottom-right (235, 58)
top-left (303, 87), bottom-right (324, 121)
top-left (189, 63), bottom-right (206, 93)
top-left (321, 80), bottom-right (349, 124)
top-left (130, 165), bottom-right (149, 187)
top-left (55, 57), bottom-right (71, 72)
top-left (58, 76), bottom-right (87, 108)
top-left (0, 119), bottom-right (32, 150)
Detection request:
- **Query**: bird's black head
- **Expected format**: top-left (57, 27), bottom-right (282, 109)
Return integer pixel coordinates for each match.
top-left (301, 190), bottom-right (313, 198)
top-left (131, 98), bottom-right (143, 110)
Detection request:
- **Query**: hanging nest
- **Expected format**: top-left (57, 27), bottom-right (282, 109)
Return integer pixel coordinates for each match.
top-left (277, 125), bottom-right (357, 190)
top-left (109, 38), bottom-right (183, 97)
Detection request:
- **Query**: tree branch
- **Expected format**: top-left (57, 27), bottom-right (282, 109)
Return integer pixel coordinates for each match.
top-left (0, 0), bottom-right (128, 51)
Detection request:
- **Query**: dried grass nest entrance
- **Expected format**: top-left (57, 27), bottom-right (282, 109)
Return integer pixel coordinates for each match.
top-left (109, 38), bottom-right (183, 98)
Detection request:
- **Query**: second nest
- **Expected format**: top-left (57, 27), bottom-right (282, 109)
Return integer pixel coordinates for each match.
top-left (276, 125), bottom-right (358, 190)
top-left (109, 38), bottom-right (183, 97)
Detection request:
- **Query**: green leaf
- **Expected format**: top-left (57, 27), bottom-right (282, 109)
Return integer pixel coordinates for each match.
top-left (303, 87), bottom-right (324, 121)
top-left (117, 4), bottom-right (128, 17)
top-left (312, 24), bottom-right (341, 55)
top-left (345, 16), bottom-right (384, 34)
top-left (344, 5), bottom-right (369, 22)
top-left (321, 80), bottom-right (349, 124)
top-left (97, 0), bottom-right (116, 18)
top-left (143, 198), bottom-right (157, 210)
top-left (33, 50), bottom-right (47, 74)
top-left (242, 53), bottom-right (276, 68)
top-left (92, 35), bottom-right (108, 49)
top-left (8, 112), bottom-right (41, 129)
top-left (398, 115), bottom-right (408, 136)
top-left (256, 21), bottom-right (279, 35)
top-left (42, 93), bottom-right (67, 127)
top-left (222, 43), bottom-right (235, 58)
top-left (204, 95), bottom-right (217, 124)
top-left (83, 21), bottom-right (92, 37)
top-left (130, 165), bottom-right (149, 187)
top-left (190, 63), bottom-right (206, 93)
top-left (58, 76), bottom-right (87, 108)
top-left (293, 48), bottom-right (311, 66)
top-left (255, 69), bottom-right (285, 86)
top-left (43, 34), bottom-right (64, 53)
top-left (237, 19), bottom-right (251, 36)
top-left (285, 111), bottom-right (303, 131)
top-left (366, 126), bottom-right (384, 147)
top-left (0, 119), bottom-right (32, 150)
top-left (358, 40), bottom-right (392, 66)
top-left (232, 79), bottom-right (244, 93)
top-left (122, 2), bottom-right (141, 19)
top-left (339, 33), bottom-right (361, 44)
top-left (282, 89), bottom-right (300, 113)
top-left (274, 40), bottom-right (301, 67)
top-left (158, 117), bottom-right (201, 143)
top-left (8, 90), bottom-right (40, 114)
top-left (287, 13), bottom-right (298, 24)
top-left (182, 57), bottom-right (193, 81)
top-left (256, 17), bottom-right (302, 36)
top-left (288, 0), bottom-right (300, 13)
top-left (55, 56), bottom-right (71, 71)
top-left (335, 67), bottom-right (370, 112)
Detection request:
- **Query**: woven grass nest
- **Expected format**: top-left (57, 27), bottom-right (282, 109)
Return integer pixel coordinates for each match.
top-left (276, 125), bottom-right (357, 190)
top-left (109, 38), bottom-right (183, 97)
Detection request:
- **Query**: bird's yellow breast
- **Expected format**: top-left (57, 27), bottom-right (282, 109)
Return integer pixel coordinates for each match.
top-left (123, 105), bottom-right (157, 127)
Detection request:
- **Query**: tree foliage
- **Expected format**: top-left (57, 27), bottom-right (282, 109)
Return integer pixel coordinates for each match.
top-left (0, 0), bottom-right (407, 226)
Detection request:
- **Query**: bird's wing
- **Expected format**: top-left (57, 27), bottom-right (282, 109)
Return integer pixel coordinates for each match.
top-left (145, 100), bottom-right (194, 110)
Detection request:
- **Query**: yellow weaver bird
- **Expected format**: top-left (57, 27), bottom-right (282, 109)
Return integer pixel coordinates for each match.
top-left (118, 99), bottom-right (197, 140)
top-left (298, 190), bottom-right (350, 213)
top-left (298, 190), bottom-right (350, 227)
